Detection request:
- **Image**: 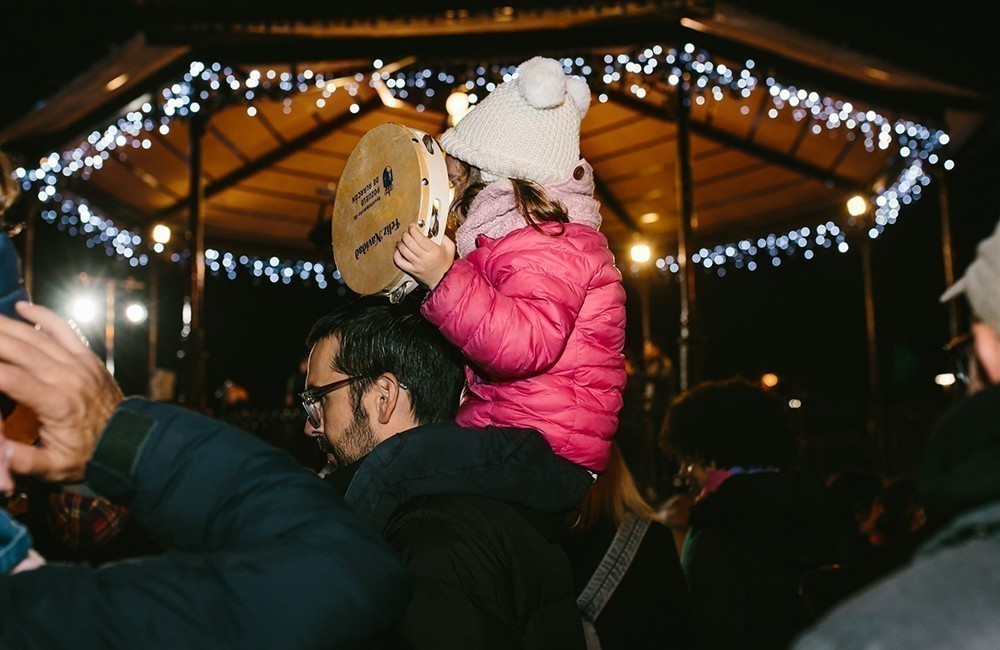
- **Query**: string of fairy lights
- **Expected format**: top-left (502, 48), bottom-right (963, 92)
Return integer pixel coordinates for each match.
top-left (13, 42), bottom-right (951, 286)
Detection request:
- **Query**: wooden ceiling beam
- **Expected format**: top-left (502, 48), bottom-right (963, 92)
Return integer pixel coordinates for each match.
top-left (142, 11), bottom-right (986, 119)
top-left (4, 58), bottom-right (193, 159)
top-left (64, 177), bottom-right (151, 230)
top-left (603, 88), bottom-right (863, 193)
top-left (593, 173), bottom-right (641, 234)
top-left (644, 195), bottom-right (850, 254)
top-left (156, 95), bottom-right (381, 217)
top-left (147, 13), bottom-right (694, 65)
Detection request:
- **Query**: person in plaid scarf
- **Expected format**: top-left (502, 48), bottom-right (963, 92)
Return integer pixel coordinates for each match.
top-left (0, 154), bottom-right (412, 648)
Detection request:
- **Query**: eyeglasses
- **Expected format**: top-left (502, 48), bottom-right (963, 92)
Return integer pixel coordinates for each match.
top-left (298, 376), bottom-right (369, 429)
top-left (298, 376), bottom-right (410, 428)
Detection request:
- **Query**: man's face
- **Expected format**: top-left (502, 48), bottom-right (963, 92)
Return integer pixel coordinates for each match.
top-left (303, 336), bottom-right (378, 470)
top-left (971, 321), bottom-right (1000, 389)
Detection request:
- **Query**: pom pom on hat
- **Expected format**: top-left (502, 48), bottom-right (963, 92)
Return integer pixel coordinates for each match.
top-left (438, 56), bottom-right (591, 185)
top-left (516, 57), bottom-right (590, 118)
top-left (566, 77), bottom-right (591, 119)
top-left (517, 57), bottom-right (566, 109)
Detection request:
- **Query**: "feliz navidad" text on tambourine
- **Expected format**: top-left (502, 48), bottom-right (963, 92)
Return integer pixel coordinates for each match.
top-left (332, 123), bottom-right (451, 303)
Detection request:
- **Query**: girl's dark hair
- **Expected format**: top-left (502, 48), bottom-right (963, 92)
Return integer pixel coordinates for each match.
top-left (447, 156), bottom-right (569, 236)
top-left (660, 377), bottom-right (800, 470)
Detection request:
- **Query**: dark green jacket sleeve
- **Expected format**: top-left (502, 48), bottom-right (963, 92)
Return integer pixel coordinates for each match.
top-left (0, 398), bottom-right (412, 649)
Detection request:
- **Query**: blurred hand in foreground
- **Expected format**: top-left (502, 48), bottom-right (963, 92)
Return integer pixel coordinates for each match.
top-left (0, 302), bottom-right (123, 483)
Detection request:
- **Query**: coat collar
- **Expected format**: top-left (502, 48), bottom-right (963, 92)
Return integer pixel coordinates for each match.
top-left (454, 159), bottom-right (602, 258)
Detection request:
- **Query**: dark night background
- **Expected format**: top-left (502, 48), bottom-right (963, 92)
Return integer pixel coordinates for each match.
top-left (3, 1), bottom-right (998, 486)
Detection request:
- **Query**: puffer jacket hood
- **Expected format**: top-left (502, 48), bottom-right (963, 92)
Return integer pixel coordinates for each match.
top-left (422, 162), bottom-right (627, 472)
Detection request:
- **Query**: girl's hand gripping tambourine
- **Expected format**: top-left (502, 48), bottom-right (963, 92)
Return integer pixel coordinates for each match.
top-left (332, 123), bottom-right (451, 303)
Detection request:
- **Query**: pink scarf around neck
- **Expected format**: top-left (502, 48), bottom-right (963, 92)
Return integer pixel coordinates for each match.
top-left (454, 159), bottom-right (602, 258)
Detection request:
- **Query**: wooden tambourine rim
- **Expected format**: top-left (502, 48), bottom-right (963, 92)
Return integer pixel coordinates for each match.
top-left (332, 123), bottom-right (449, 302)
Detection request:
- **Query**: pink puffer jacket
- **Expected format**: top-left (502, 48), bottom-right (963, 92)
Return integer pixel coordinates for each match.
top-left (422, 161), bottom-right (627, 472)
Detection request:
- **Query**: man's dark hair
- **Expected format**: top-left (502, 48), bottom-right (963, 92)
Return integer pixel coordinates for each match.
top-left (306, 295), bottom-right (465, 424)
top-left (660, 377), bottom-right (799, 469)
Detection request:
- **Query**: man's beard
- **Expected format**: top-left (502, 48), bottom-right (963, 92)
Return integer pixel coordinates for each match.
top-left (321, 398), bottom-right (377, 471)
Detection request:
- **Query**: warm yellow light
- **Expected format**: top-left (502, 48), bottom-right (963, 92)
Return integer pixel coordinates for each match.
top-left (847, 195), bottom-right (868, 217)
top-left (446, 91), bottom-right (470, 122)
top-left (935, 373), bottom-right (957, 387)
top-left (630, 244), bottom-right (651, 263)
top-left (761, 373), bottom-right (779, 388)
top-left (105, 73), bottom-right (129, 92)
top-left (152, 224), bottom-right (171, 245)
top-left (680, 17), bottom-right (708, 32)
top-left (640, 212), bottom-right (660, 224)
top-left (788, 399), bottom-right (802, 409)
top-left (493, 6), bottom-right (515, 20)
top-left (373, 80), bottom-right (404, 109)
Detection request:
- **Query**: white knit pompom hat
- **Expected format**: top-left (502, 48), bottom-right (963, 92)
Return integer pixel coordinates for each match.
top-left (439, 56), bottom-right (591, 186)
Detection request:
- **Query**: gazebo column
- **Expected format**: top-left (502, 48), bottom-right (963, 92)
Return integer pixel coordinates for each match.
top-left (860, 232), bottom-right (884, 465)
top-left (186, 113), bottom-right (207, 411)
top-left (936, 168), bottom-right (959, 340)
top-left (674, 73), bottom-right (699, 392)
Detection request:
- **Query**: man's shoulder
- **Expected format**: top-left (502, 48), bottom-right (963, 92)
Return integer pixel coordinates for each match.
top-left (385, 493), bottom-right (538, 535)
top-left (381, 497), bottom-right (584, 650)
top-left (384, 495), bottom-right (560, 579)
top-left (384, 494), bottom-right (577, 603)
top-left (384, 494), bottom-right (566, 555)
top-left (794, 540), bottom-right (1000, 649)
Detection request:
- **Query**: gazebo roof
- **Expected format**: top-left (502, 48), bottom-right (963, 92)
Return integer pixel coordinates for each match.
top-left (2, 1), bottom-right (994, 279)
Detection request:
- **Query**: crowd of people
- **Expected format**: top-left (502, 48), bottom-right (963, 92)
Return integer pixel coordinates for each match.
top-left (0, 53), bottom-right (997, 650)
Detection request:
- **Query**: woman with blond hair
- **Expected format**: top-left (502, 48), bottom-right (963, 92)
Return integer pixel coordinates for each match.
top-left (561, 442), bottom-right (697, 649)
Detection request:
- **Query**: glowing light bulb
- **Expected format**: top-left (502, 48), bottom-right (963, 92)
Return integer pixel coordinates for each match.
top-left (934, 373), bottom-right (956, 387)
top-left (125, 303), bottom-right (148, 324)
top-left (847, 195), bottom-right (868, 217)
top-left (630, 244), bottom-right (651, 263)
top-left (152, 224), bottom-right (171, 244)
top-left (446, 91), bottom-right (470, 123)
top-left (69, 297), bottom-right (98, 324)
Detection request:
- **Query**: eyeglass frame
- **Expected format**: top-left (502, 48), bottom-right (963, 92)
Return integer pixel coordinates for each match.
top-left (298, 375), bottom-right (409, 429)
top-left (943, 332), bottom-right (976, 389)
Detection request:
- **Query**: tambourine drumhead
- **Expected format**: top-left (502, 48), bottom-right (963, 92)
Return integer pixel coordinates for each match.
top-left (332, 123), bottom-right (450, 301)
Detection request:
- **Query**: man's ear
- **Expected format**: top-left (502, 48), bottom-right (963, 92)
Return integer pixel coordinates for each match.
top-left (972, 322), bottom-right (1000, 385)
top-left (373, 373), bottom-right (404, 425)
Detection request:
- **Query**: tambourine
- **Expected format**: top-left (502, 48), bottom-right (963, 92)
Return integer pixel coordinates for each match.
top-left (332, 123), bottom-right (451, 303)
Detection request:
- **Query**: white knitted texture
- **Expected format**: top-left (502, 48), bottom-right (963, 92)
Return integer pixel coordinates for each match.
top-left (439, 58), bottom-right (589, 185)
top-left (963, 219), bottom-right (1000, 333)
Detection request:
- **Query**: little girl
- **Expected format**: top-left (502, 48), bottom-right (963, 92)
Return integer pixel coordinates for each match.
top-left (393, 56), bottom-right (627, 509)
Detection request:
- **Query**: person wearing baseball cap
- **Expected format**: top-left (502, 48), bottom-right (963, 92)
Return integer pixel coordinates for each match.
top-left (794, 216), bottom-right (1000, 649)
